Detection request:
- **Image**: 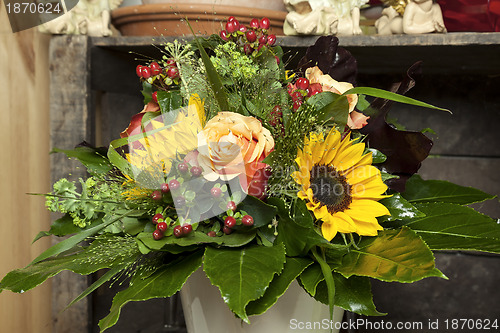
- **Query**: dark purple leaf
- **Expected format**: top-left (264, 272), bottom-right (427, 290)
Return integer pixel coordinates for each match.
top-left (360, 62), bottom-right (433, 192)
top-left (297, 36), bottom-right (358, 85)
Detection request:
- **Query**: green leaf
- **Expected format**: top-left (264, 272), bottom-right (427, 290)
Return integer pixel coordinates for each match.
top-left (246, 257), bottom-right (313, 316)
top-left (136, 230), bottom-right (256, 250)
top-left (108, 137), bottom-right (133, 177)
top-left (51, 146), bottom-right (113, 175)
top-left (400, 202), bottom-right (500, 253)
top-left (312, 247), bottom-right (335, 320)
top-left (0, 236), bottom-right (139, 294)
top-left (378, 194), bottom-right (425, 223)
top-left (203, 244), bottom-right (286, 323)
top-left (141, 81), bottom-right (153, 104)
top-left (336, 227), bottom-right (446, 283)
top-left (269, 198), bottom-right (330, 257)
top-left (237, 195), bottom-right (277, 228)
top-left (192, 35), bottom-right (229, 110)
top-left (98, 250), bottom-right (203, 332)
top-left (345, 87), bottom-right (451, 113)
top-left (367, 148), bottom-right (387, 164)
top-left (31, 212), bottom-right (132, 264)
top-left (299, 262), bottom-right (327, 297)
top-left (313, 274), bottom-right (385, 316)
top-left (306, 91), bottom-right (349, 128)
top-left (157, 90), bottom-right (183, 113)
top-left (402, 175), bottom-right (496, 205)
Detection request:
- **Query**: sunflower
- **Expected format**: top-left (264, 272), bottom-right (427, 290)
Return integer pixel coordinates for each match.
top-left (292, 129), bottom-right (390, 241)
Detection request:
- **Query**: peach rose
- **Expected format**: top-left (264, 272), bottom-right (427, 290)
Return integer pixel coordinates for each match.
top-left (197, 112), bottom-right (274, 197)
top-left (305, 66), bottom-right (369, 129)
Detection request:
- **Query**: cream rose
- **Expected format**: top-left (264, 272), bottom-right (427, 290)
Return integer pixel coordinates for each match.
top-left (305, 66), bottom-right (369, 129)
top-left (197, 112), bottom-right (274, 196)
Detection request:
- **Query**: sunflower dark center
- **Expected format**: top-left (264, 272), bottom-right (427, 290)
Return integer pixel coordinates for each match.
top-left (309, 165), bottom-right (352, 213)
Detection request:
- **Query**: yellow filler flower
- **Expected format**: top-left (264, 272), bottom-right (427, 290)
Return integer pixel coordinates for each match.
top-left (292, 129), bottom-right (390, 241)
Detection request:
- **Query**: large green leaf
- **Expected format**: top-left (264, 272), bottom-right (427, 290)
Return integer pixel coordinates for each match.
top-left (402, 175), bottom-right (496, 205)
top-left (237, 195), bottom-right (278, 228)
top-left (33, 213), bottom-right (97, 243)
top-left (269, 198), bottom-right (330, 257)
top-left (399, 202), bottom-right (500, 253)
top-left (98, 250), bottom-right (203, 332)
top-left (378, 193), bottom-right (425, 223)
top-left (52, 146), bottom-right (113, 175)
top-left (313, 273), bottom-right (384, 316)
top-left (157, 90), bottom-right (183, 113)
top-left (203, 244), bottom-right (286, 323)
top-left (246, 257), bottom-right (313, 316)
top-left (0, 236), bottom-right (139, 294)
top-left (336, 227), bottom-right (445, 283)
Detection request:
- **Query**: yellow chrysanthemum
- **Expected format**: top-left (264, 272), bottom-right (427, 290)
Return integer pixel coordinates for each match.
top-left (292, 129), bottom-right (390, 241)
top-left (126, 95), bottom-right (205, 187)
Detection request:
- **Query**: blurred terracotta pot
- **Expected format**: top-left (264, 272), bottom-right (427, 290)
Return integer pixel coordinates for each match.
top-left (111, 3), bottom-right (287, 36)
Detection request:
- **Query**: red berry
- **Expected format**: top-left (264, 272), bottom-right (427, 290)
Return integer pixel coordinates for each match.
top-left (167, 66), bottom-right (179, 79)
top-left (136, 65), bottom-right (144, 77)
top-left (182, 224), bottom-right (193, 235)
top-left (152, 91), bottom-right (158, 103)
top-left (166, 58), bottom-right (176, 67)
top-left (175, 196), bottom-right (186, 206)
top-left (150, 62), bottom-right (162, 75)
top-left (258, 35), bottom-right (268, 45)
top-left (161, 182), bottom-right (170, 193)
top-left (224, 216), bottom-right (236, 228)
top-left (207, 231), bottom-right (217, 237)
top-left (290, 90), bottom-right (303, 102)
top-left (151, 190), bottom-right (162, 201)
top-left (178, 162), bottom-right (189, 173)
top-left (243, 44), bottom-right (253, 55)
top-left (275, 56), bottom-right (280, 65)
top-left (152, 213), bottom-right (163, 224)
top-left (239, 25), bottom-right (247, 33)
top-left (223, 226), bottom-right (233, 235)
top-left (293, 100), bottom-right (302, 111)
top-left (241, 215), bottom-right (254, 226)
top-left (249, 18), bottom-right (259, 29)
top-left (227, 16), bottom-right (236, 22)
top-left (226, 20), bottom-right (240, 33)
top-left (153, 229), bottom-right (164, 240)
top-left (168, 179), bottom-right (180, 191)
top-left (226, 201), bottom-right (237, 211)
top-left (270, 106), bottom-right (283, 127)
top-left (246, 30), bottom-right (257, 43)
top-left (141, 67), bottom-right (151, 79)
top-left (220, 29), bottom-right (229, 41)
top-left (157, 221), bottom-right (168, 232)
top-left (211, 187), bottom-right (222, 198)
top-left (260, 17), bottom-right (270, 30)
top-left (307, 83), bottom-right (322, 97)
top-left (173, 225), bottom-right (183, 237)
top-left (296, 77), bottom-right (310, 90)
top-left (267, 34), bottom-right (276, 46)
top-left (190, 166), bottom-right (202, 177)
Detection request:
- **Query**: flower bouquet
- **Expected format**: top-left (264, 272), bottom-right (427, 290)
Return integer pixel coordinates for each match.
top-left (1, 17), bottom-right (500, 332)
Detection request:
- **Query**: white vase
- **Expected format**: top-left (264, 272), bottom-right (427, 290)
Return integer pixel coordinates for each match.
top-left (180, 268), bottom-right (344, 333)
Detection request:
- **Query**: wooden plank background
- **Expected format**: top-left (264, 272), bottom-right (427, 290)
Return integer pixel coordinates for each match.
top-left (0, 8), bottom-right (53, 333)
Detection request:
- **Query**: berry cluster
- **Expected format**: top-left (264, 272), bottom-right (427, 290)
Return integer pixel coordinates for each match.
top-left (221, 203), bottom-right (254, 235)
top-left (219, 16), bottom-right (277, 56)
top-left (287, 77), bottom-right (323, 111)
top-left (135, 58), bottom-right (181, 94)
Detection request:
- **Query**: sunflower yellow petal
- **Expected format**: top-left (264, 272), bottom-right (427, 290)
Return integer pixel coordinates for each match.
top-left (332, 141), bottom-right (366, 172)
top-left (353, 220), bottom-right (383, 236)
top-left (347, 199), bottom-right (390, 218)
top-left (345, 165), bottom-right (382, 185)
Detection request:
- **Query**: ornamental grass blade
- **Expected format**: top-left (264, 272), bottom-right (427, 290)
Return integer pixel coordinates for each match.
top-left (203, 244), bottom-right (286, 323)
top-left (336, 227), bottom-right (446, 283)
top-left (246, 257), bottom-right (313, 316)
top-left (402, 174), bottom-right (496, 205)
top-left (403, 202), bottom-right (500, 253)
top-left (98, 250), bottom-right (203, 332)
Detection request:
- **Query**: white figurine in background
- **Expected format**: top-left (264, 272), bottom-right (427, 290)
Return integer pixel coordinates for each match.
top-left (39, 0), bottom-right (123, 36)
top-left (402, 0), bottom-right (446, 34)
top-left (331, 0), bottom-right (368, 35)
top-left (375, 5), bottom-right (403, 35)
top-left (283, 0), bottom-right (368, 36)
top-left (284, 0), bottom-right (339, 35)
